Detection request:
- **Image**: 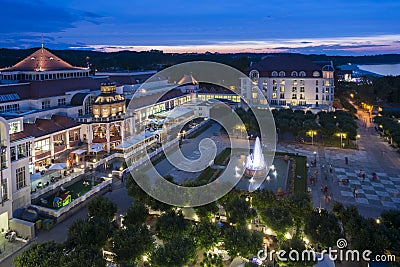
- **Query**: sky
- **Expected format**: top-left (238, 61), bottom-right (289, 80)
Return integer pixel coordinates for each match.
top-left (2, 0), bottom-right (400, 55)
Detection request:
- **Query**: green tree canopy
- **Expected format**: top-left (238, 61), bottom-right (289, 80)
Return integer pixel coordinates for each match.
top-left (151, 236), bottom-right (196, 267)
top-left (111, 225), bottom-right (154, 266)
top-left (87, 195), bottom-right (117, 222)
top-left (155, 210), bottom-right (190, 240)
top-left (123, 202), bottom-right (149, 228)
top-left (224, 226), bottom-right (263, 258)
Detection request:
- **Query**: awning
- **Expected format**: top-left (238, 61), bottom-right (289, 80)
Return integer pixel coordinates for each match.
top-left (48, 163), bottom-right (67, 170)
top-left (72, 149), bottom-right (87, 155)
top-left (91, 147), bottom-right (103, 153)
top-left (30, 173), bottom-right (42, 181)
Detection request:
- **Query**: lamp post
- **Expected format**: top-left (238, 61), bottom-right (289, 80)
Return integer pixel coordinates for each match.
top-left (337, 133), bottom-right (346, 149)
top-left (307, 130), bottom-right (317, 147)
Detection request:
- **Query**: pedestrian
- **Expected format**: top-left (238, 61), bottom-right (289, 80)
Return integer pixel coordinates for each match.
top-left (362, 172), bottom-right (365, 182)
top-left (329, 164), bottom-right (333, 173)
top-left (353, 187), bottom-right (356, 198)
top-left (355, 188), bottom-right (358, 198)
top-left (320, 186), bottom-right (323, 193)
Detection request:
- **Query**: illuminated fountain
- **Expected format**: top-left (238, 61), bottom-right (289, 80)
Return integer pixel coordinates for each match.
top-left (245, 137), bottom-right (267, 178)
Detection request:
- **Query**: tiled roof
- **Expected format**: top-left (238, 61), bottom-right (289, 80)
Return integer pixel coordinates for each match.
top-left (1, 48), bottom-right (85, 72)
top-left (51, 115), bottom-right (79, 128)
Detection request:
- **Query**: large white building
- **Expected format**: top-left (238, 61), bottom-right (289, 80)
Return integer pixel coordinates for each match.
top-left (240, 55), bottom-right (334, 110)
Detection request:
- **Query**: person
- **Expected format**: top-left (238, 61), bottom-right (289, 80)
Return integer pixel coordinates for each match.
top-left (324, 185), bottom-right (328, 194)
top-left (355, 188), bottom-right (358, 198)
top-left (329, 164), bottom-right (333, 173)
top-left (362, 172), bottom-right (366, 182)
top-left (353, 187), bottom-right (356, 198)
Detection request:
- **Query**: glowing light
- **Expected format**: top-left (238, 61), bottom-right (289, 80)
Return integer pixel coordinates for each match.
top-left (194, 215), bottom-right (199, 222)
top-left (143, 255), bottom-right (148, 262)
top-left (285, 232), bottom-right (292, 240)
top-left (303, 237), bottom-right (310, 244)
top-left (248, 224), bottom-right (252, 230)
top-left (266, 176), bottom-right (270, 181)
top-left (108, 173), bottom-right (112, 178)
top-left (211, 218), bottom-right (216, 223)
top-left (376, 218), bottom-right (381, 224)
top-left (265, 228), bottom-right (272, 235)
top-left (270, 165), bottom-right (275, 171)
top-left (273, 170), bottom-right (277, 177)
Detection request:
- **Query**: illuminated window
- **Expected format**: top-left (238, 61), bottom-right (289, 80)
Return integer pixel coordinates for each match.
top-left (272, 93), bottom-right (277, 99)
top-left (313, 71), bottom-right (320, 77)
top-left (280, 85), bottom-right (285, 93)
top-left (300, 93), bottom-right (305, 100)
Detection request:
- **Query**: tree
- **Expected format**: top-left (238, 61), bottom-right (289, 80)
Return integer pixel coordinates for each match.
top-left (155, 210), bottom-right (190, 240)
top-left (87, 195), bottom-right (117, 222)
top-left (224, 196), bottom-right (256, 225)
top-left (200, 252), bottom-right (223, 267)
top-left (277, 237), bottom-right (316, 267)
top-left (67, 218), bottom-right (114, 248)
top-left (151, 237), bottom-right (196, 267)
top-left (259, 205), bottom-right (294, 240)
top-left (111, 225), bottom-right (154, 266)
top-left (224, 226), bottom-right (262, 258)
top-left (14, 242), bottom-right (64, 267)
top-left (195, 201), bottom-right (219, 221)
top-left (304, 209), bottom-right (342, 248)
top-left (123, 202), bottom-right (149, 228)
top-left (192, 220), bottom-right (220, 250)
top-left (286, 193), bottom-right (313, 234)
top-left (59, 245), bottom-right (106, 267)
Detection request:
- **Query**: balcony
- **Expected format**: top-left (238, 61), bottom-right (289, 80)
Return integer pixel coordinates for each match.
top-left (73, 114), bottom-right (124, 123)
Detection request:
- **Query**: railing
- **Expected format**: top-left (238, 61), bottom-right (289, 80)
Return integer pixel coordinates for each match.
top-left (73, 115), bottom-right (124, 123)
top-left (30, 178), bottom-right (112, 218)
top-left (31, 169), bottom-right (85, 199)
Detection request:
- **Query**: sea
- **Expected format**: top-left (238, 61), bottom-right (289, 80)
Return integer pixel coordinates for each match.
top-left (358, 63), bottom-right (400, 76)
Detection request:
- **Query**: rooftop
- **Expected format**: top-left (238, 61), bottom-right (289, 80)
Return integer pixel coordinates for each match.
top-left (1, 47), bottom-right (86, 72)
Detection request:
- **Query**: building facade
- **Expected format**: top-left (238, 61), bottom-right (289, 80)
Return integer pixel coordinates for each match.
top-left (241, 55), bottom-right (334, 110)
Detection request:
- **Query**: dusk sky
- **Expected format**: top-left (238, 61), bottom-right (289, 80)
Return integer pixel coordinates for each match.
top-left (2, 0), bottom-right (400, 55)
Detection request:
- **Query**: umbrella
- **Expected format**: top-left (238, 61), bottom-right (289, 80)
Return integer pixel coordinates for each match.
top-left (30, 172), bottom-right (42, 181)
top-left (48, 163), bottom-right (67, 170)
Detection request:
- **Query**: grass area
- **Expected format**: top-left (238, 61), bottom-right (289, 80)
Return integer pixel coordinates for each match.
top-left (38, 179), bottom-right (102, 209)
top-left (186, 122), bottom-right (211, 139)
top-left (276, 152), bottom-right (307, 193)
top-left (195, 167), bottom-right (222, 185)
top-left (213, 148), bottom-right (231, 166)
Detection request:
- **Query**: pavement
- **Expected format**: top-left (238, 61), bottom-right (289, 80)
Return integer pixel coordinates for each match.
top-left (277, 106), bottom-right (400, 218)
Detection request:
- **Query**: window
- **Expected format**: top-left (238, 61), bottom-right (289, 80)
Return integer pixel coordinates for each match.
top-left (58, 98), bottom-right (66, 106)
top-left (316, 95), bottom-right (319, 100)
top-left (280, 85), bottom-right (285, 92)
top-left (272, 80), bottom-right (277, 85)
top-left (272, 93), bottom-right (277, 99)
top-left (272, 71), bottom-right (278, 77)
top-left (316, 87), bottom-right (319, 93)
top-left (313, 71), bottom-right (320, 77)
top-left (300, 87), bottom-right (305, 92)
top-left (34, 139), bottom-right (50, 154)
top-left (16, 166), bottom-right (26, 190)
top-left (272, 86), bottom-right (277, 91)
top-left (291, 71), bottom-right (298, 77)
top-left (300, 80), bottom-right (305, 85)
top-left (263, 80), bottom-right (268, 90)
top-left (292, 94), bottom-right (297, 99)
top-left (316, 80), bottom-right (319, 86)
top-left (280, 93), bottom-right (285, 99)
top-left (292, 87), bottom-right (297, 93)
top-left (322, 95), bottom-right (325, 100)
top-left (42, 100), bottom-right (50, 109)
top-left (292, 80), bottom-right (298, 86)
top-left (325, 88), bottom-right (329, 94)
top-left (280, 80), bottom-right (285, 85)
top-left (300, 93), bottom-right (305, 100)
top-left (279, 71), bottom-right (286, 77)
top-left (10, 146), bottom-right (16, 161)
top-left (9, 121), bottom-right (21, 134)
top-left (78, 109), bottom-right (83, 116)
top-left (331, 88), bottom-right (334, 94)
top-left (325, 80), bottom-right (330, 86)
top-left (250, 70), bottom-right (260, 81)
top-left (17, 143), bottom-right (30, 159)
top-left (299, 71), bottom-right (306, 77)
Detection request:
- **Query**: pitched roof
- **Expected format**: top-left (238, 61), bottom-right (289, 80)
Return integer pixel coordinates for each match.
top-left (246, 55), bottom-right (323, 77)
top-left (1, 48), bottom-right (85, 72)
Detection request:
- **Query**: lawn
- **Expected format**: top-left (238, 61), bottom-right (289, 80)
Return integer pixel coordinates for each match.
top-left (213, 148), bottom-right (231, 166)
top-left (38, 178), bottom-right (102, 209)
top-left (275, 152), bottom-right (307, 193)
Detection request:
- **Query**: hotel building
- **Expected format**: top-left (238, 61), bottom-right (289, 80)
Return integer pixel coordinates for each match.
top-left (240, 55), bottom-right (334, 110)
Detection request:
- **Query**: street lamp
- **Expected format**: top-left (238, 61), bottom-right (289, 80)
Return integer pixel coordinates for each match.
top-left (313, 151), bottom-right (317, 164)
top-left (336, 133), bottom-right (347, 149)
top-left (307, 130), bottom-right (317, 146)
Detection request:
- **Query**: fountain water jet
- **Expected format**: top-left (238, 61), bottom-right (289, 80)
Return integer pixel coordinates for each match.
top-left (245, 137), bottom-right (267, 177)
